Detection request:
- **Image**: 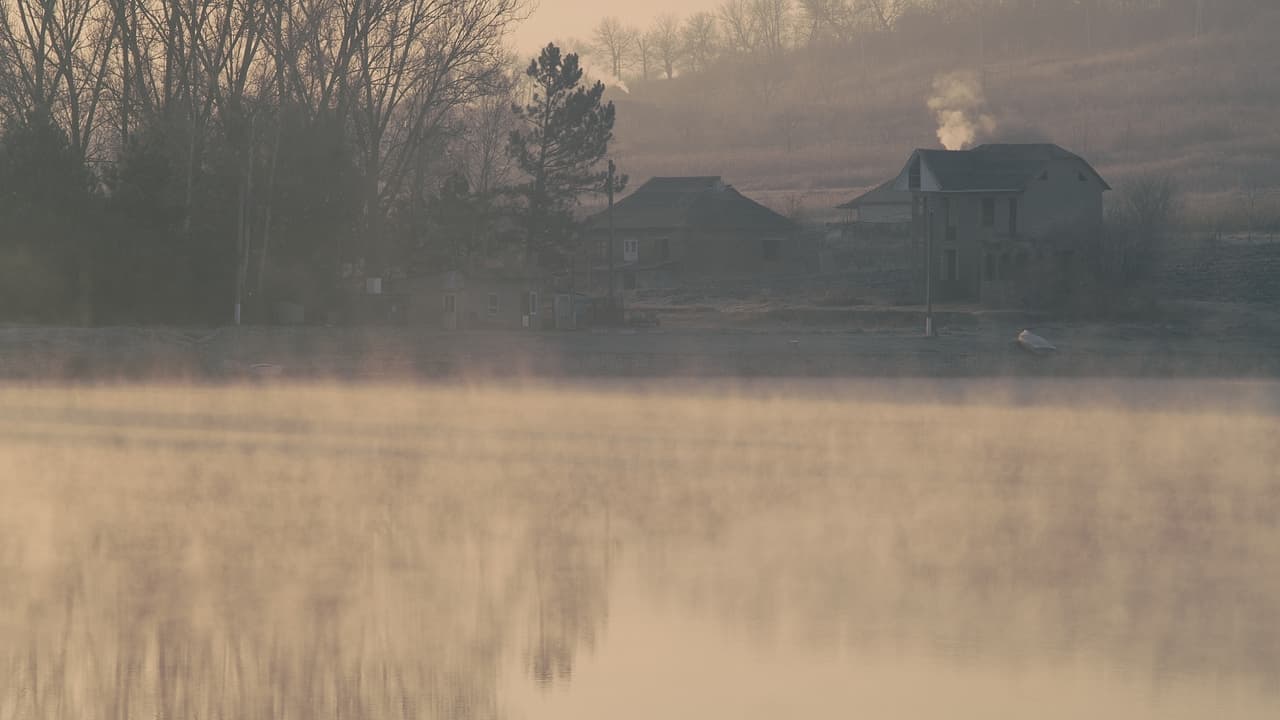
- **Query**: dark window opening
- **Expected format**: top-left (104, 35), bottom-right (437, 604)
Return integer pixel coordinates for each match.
top-left (946, 226), bottom-right (957, 243)
top-left (487, 293), bottom-right (499, 315)
top-left (943, 249), bottom-right (959, 282)
top-left (999, 253), bottom-right (1010, 281)
top-left (762, 238), bottom-right (780, 261)
top-left (982, 198), bottom-right (995, 227)
top-left (1078, 172), bottom-right (1088, 182)
top-left (623, 271), bottom-right (637, 290)
top-left (443, 294), bottom-right (456, 312)
top-left (1009, 198), bottom-right (1019, 236)
top-left (659, 238), bottom-right (670, 261)
top-left (1039, 171), bottom-right (1049, 181)
top-left (985, 253), bottom-right (997, 281)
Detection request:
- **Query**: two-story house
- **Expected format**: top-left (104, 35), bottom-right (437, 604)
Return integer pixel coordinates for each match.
top-left (892, 143), bottom-right (1111, 303)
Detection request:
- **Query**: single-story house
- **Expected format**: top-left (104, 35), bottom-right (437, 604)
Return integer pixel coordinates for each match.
top-left (394, 269), bottom-right (542, 330)
top-left (582, 176), bottom-right (804, 292)
top-left (892, 143), bottom-right (1110, 304)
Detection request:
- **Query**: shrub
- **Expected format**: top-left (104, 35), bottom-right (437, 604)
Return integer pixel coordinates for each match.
top-left (1016, 175), bottom-right (1180, 315)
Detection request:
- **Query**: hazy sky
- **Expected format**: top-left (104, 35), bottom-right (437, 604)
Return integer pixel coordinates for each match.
top-left (513, 0), bottom-right (709, 53)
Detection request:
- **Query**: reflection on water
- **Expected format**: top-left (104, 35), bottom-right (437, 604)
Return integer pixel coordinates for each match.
top-left (1, 381), bottom-right (1278, 719)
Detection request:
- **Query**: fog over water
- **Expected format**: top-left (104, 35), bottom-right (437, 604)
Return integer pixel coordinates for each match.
top-left (2, 380), bottom-right (1277, 719)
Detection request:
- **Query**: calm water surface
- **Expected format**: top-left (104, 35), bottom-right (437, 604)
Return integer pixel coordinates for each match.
top-left (1, 380), bottom-right (1277, 719)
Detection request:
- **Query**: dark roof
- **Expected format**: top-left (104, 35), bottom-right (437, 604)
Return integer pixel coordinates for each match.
top-left (836, 179), bottom-right (912, 209)
top-left (587, 176), bottom-right (796, 233)
top-left (899, 143), bottom-right (1110, 192)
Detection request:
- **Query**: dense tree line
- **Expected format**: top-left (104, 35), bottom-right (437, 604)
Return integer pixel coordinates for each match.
top-left (587, 0), bottom-right (1261, 83)
top-left (0, 0), bottom-right (616, 325)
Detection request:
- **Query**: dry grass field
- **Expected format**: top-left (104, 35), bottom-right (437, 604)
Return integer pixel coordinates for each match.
top-left (2, 380), bottom-right (1279, 718)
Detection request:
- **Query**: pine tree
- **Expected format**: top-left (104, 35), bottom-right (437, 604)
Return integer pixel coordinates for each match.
top-left (508, 44), bottom-right (620, 263)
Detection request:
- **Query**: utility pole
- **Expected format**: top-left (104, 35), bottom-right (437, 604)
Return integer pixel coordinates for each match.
top-left (925, 195), bottom-right (935, 338)
top-left (607, 159), bottom-right (617, 322)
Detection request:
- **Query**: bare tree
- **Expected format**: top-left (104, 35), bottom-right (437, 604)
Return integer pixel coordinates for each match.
top-left (634, 26), bottom-right (654, 81)
top-left (0, 0), bottom-right (117, 159)
top-left (750, 0), bottom-right (791, 55)
top-left (592, 16), bottom-right (634, 79)
top-left (858, 0), bottom-right (908, 32)
top-left (456, 72), bottom-right (518, 198)
top-left (797, 0), bottom-right (858, 45)
top-left (339, 0), bottom-right (523, 272)
top-left (650, 14), bottom-right (682, 79)
top-left (0, 0), bottom-right (118, 323)
top-left (682, 12), bottom-right (719, 73)
top-left (1099, 173), bottom-right (1181, 289)
top-left (719, 0), bottom-right (759, 53)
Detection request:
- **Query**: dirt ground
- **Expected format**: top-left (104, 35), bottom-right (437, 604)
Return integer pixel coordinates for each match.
top-left (2, 300), bottom-right (1278, 381)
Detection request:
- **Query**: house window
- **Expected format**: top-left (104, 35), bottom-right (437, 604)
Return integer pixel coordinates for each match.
top-left (943, 249), bottom-right (959, 282)
top-left (999, 253), bottom-right (1010, 281)
top-left (985, 253), bottom-right (997, 281)
top-left (1039, 171), bottom-right (1049, 181)
top-left (982, 198), bottom-right (995, 227)
top-left (1078, 171), bottom-right (1088, 182)
top-left (762, 238), bottom-right (779, 260)
top-left (658, 238), bottom-right (670, 261)
top-left (623, 238), bottom-right (638, 262)
top-left (487, 293), bottom-right (499, 315)
top-left (623, 271), bottom-right (636, 290)
top-left (443, 294), bottom-right (456, 312)
top-left (1009, 198), bottom-right (1019, 236)
top-left (523, 291), bottom-right (538, 315)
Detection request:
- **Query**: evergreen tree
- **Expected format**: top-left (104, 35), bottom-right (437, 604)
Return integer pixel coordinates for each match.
top-left (0, 112), bottom-right (97, 321)
top-left (508, 44), bottom-right (620, 264)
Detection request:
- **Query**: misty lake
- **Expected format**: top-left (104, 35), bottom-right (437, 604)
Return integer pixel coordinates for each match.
top-left (2, 379), bottom-right (1278, 719)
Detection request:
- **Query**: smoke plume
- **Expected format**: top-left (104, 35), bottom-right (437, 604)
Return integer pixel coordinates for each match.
top-left (577, 56), bottom-right (630, 94)
top-left (927, 71), bottom-right (996, 150)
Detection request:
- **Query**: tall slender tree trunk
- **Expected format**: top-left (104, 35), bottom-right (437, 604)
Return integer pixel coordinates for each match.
top-left (364, 144), bottom-right (382, 277)
top-left (255, 106), bottom-right (283, 305)
top-left (235, 118), bottom-right (256, 324)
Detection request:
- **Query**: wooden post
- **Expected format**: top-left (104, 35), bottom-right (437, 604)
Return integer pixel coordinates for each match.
top-left (925, 194), bottom-right (935, 337)
top-left (607, 159), bottom-right (616, 322)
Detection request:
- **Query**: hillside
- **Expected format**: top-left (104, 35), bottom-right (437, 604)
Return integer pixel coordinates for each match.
top-left (601, 10), bottom-right (1280, 227)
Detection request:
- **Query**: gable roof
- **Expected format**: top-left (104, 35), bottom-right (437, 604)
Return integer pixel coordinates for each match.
top-left (587, 176), bottom-right (796, 233)
top-left (892, 143), bottom-right (1111, 193)
top-left (836, 179), bottom-right (912, 209)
